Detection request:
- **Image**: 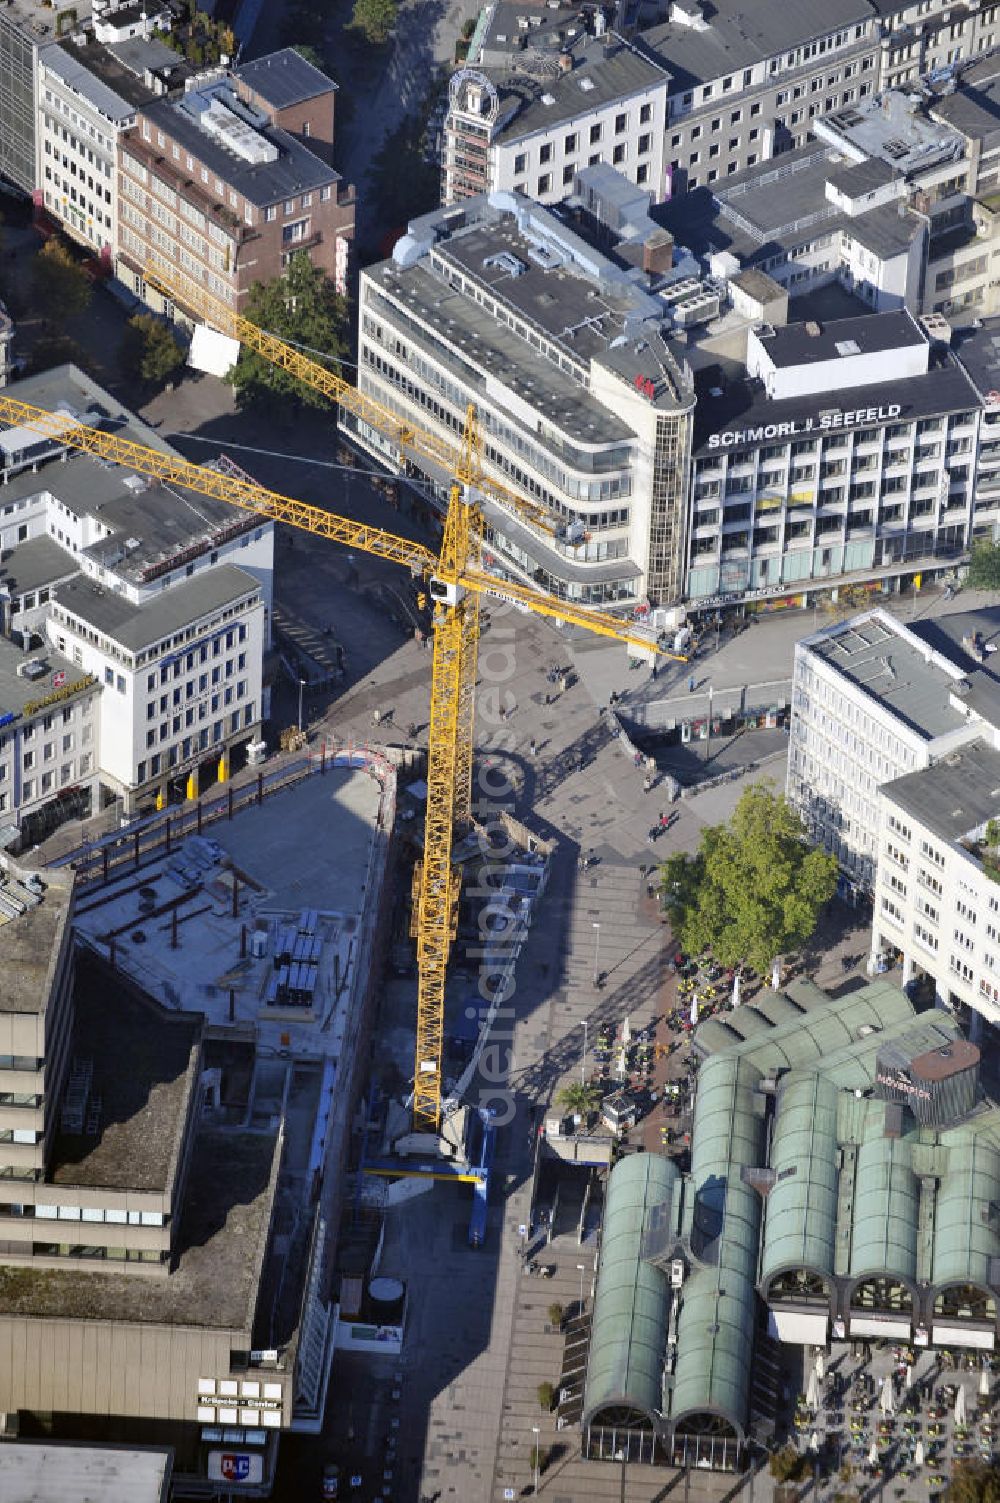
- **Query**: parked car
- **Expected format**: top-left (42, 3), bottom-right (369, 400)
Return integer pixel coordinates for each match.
top-left (321, 1461), bottom-right (340, 1499)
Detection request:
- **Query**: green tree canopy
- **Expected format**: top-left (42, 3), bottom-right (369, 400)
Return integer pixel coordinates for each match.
top-left (32, 238), bottom-right (91, 324)
top-left (290, 42), bottom-right (324, 68)
top-left (347, 0), bottom-right (398, 46)
top-left (660, 783), bottom-right (838, 974)
top-left (556, 1082), bottom-right (600, 1117)
top-left (967, 540), bottom-right (1000, 591)
top-left (120, 314), bottom-right (185, 386)
top-left (225, 252), bottom-right (347, 410)
top-left (947, 1463), bottom-right (1000, 1503)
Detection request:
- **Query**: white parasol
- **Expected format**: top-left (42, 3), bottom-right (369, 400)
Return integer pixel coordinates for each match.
top-left (815, 1350), bottom-right (825, 1383)
top-left (771, 958), bottom-right (782, 990)
top-left (867, 1442), bottom-right (879, 1468)
top-left (731, 972), bottom-right (741, 1008)
top-left (879, 1379), bottom-right (895, 1417)
top-left (806, 1369), bottom-right (821, 1412)
top-left (808, 1431), bottom-right (820, 1455)
top-left (914, 1439), bottom-right (925, 1468)
top-left (689, 992), bottom-right (699, 1027)
top-left (981, 1367), bottom-right (991, 1400)
top-left (622, 1015), bottom-right (631, 1045)
top-left (955, 1383), bottom-right (968, 1427)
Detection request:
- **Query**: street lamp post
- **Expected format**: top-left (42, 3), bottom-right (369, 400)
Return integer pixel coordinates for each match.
top-left (580, 1018), bottom-right (588, 1087)
top-left (577, 1261), bottom-right (586, 1319)
top-left (532, 1424), bottom-right (541, 1495)
top-left (297, 677), bottom-right (306, 733)
top-left (592, 921), bottom-right (601, 986)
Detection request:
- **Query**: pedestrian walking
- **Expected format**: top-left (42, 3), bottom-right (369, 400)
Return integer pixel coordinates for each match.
top-left (529, 738), bottom-right (537, 757)
top-left (659, 811), bottom-right (668, 829)
top-left (643, 775), bottom-right (653, 793)
top-left (688, 675), bottom-right (695, 693)
top-left (634, 750), bottom-right (643, 768)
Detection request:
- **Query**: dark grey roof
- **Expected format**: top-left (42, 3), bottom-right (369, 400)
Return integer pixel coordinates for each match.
top-left (41, 36), bottom-right (170, 119)
top-left (141, 87), bottom-right (338, 207)
top-left (758, 310), bottom-right (924, 369)
top-left (930, 62), bottom-right (1000, 145)
top-left (0, 635), bottom-right (97, 723)
top-left (54, 564), bottom-right (259, 652)
top-left (827, 156), bottom-right (898, 197)
top-left (910, 607), bottom-right (1000, 677)
top-left (641, 0), bottom-right (873, 93)
top-left (693, 357), bottom-right (979, 455)
top-left (882, 739), bottom-right (1000, 844)
top-left (234, 47), bottom-right (336, 108)
top-left (846, 199), bottom-right (925, 259)
top-left (0, 535), bottom-right (77, 599)
top-left (954, 316), bottom-right (1000, 399)
top-left (806, 610), bottom-right (968, 742)
top-left (493, 35), bottom-right (668, 142)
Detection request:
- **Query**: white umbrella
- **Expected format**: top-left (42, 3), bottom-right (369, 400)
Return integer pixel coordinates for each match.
top-left (771, 958), bottom-right (782, 990)
top-left (814, 1350), bottom-right (826, 1383)
top-left (867, 1441), bottom-right (879, 1468)
top-left (880, 1379), bottom-right (895, 1417)
top-left (808, 1431), bottom-right (820, 1455)
top-left (615, 1044), bottom-right (628, 1081)
top-left (905, 1363), bottom-right (914, 1391)
top-left (806, 1369), bottom-right (821, 1411)
top-left (731, 972), bottom-right (741, 1008)
top-left (981, 1367), bottom-right (991, 1400)
top-left (914, 1439), bottom-right (925, 1468)
top-left (689, 992), bottom-right (699, 1027)
top-left (956, 1383), bottom-right (968, 1426)
top-left (622, 1015), bottom-right (631, 1045)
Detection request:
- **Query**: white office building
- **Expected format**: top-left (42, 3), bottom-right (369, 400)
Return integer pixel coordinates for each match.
top-left (0, 365), bottom-right (273, 816)
top-left (352, 188), bottom-right (695, 609)
top-left (442, 35), bottom-right (669, 208)
top-left (48, 564), bottom-right (265, 810)
top-left (37, 33), bottom-right (183, 261)
top-left (688, 311), bottom-right (983, 608)
top-left (873, 740), bottom-right (1000, 1032)
top-left (786, 607), bottom-right (988, 891)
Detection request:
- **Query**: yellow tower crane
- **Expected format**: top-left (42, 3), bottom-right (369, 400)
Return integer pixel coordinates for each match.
top-left (0, 280), bottom-right (682, 1135)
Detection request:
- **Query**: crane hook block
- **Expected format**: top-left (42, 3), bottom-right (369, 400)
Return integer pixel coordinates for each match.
top-left (429, 576), bottom-right (463, 608)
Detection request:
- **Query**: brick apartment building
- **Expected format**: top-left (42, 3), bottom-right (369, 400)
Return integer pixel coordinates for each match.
top-left (116, 50), bottom-right (354, 313)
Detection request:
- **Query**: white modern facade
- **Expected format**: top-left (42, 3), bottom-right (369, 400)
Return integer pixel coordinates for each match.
top-left (36, 34), bottom-right (180, 261)
top-left (786, 607), bottom-right (984, 890)
top-left (352, 190), bottom-right (695, 609)
top-left (0, 640), bottom-right (102, 841)
top-left (442, 37), bottom-right (670, 208)
top-left (48, 565), bottom-right (265, 811)
top-left (0, 366), bottom-right (273, 817)
top-left (687, 311), bottom-right (984, 607)
top-left (872, 740), bottom-right (1000, 1031)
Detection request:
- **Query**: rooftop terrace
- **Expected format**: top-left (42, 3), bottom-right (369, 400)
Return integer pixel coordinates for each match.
top-left (48, 958), bottom-right (200, 1193)
top-left (0, 867), bottom-right (75, 1017)
top-left (0, 1125), bottom-right (279, 1329)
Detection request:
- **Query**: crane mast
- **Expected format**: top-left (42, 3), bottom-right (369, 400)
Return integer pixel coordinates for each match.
top-left (3, 267), bottom-right (683, 1138)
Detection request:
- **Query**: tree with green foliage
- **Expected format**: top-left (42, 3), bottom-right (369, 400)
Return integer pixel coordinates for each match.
top-left (32, 238), bottom-right (91, 324)
top-left (547, 1302), bottom-right (564, 1329)
top-left (967, 539), bottom-right (1000, 591)
top-left (347, 0), bottom-right (398, 46)
top-left (660, 783), bottom-right (838, 975)
top-left (290, 42), bottom-right (324, 68)
top-left (536, 1381), bottom-right (555, 1411)
top-left (225, 252), bottom-right (347, 410)
top-left (947, 1463), bottom-right (1000, 1503)
top-left (555, 1082), bottom-right (600, 1118)
top-left (769, 1445), bottom-right (808, 1483)
top-left (120, 314), bottom-right (185, 386)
